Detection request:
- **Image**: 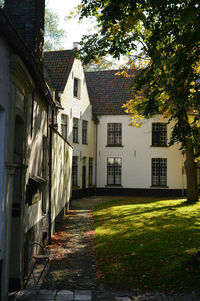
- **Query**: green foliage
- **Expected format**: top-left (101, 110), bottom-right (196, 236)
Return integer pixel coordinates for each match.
top-left (94, 197), bottom-right (200, 291)
top-left (44, 7), bottom-right (67, 51)
top-left (84, 57), bottom-right (117, 71)
top-left (77, 0), bottom-right (200, 149)
top-left (77, 0), bottom-right (200, 202)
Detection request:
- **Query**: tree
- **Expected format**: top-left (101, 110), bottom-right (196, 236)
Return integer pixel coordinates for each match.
top-left (44, 7), bottom-right (66, 51)
top-left (77, 0), bottom-right (200, 203)
top-left (0, 0), bottom-right (4, 7)
top-left (84, 57), bottom-right (117, 71)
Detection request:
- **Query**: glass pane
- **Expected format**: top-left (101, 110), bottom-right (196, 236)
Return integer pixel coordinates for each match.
top-left (108, 158), bottom-right (114, 165)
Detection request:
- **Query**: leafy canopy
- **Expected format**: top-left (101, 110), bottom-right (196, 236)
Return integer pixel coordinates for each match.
top-left (44, 6), bottom-right (66, 51)
top-left (77, 0), bottom-right (200, 150)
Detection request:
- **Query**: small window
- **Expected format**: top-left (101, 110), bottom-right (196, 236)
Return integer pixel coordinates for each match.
top-left (74, 78), bottom-right (81, 98)
top-left (73, 118), bottom-right (79, 143)
top-left (107, 123), bottom-right (122, 146)
top-left (72, 156), bottom-right (78, 186)
top-left (89, 158), bottom-right (93, 186)
top-left (152, 123), bottom-right (167, 146)
top-left (107, 157), bottom-right (122, 185)
top-left (82, 120), bottom-right (88, 144)
top-left (152, 158), bottom-right (167, 186)
top-left (61, 114), bottom-right (68, 140)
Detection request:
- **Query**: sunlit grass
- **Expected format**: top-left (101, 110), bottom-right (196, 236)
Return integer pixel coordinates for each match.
top-left (94, 197), bottom-right (200, 292)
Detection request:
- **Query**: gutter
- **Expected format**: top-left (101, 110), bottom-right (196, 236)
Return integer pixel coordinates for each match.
top-left (48, 108), bottom-right (54, 244)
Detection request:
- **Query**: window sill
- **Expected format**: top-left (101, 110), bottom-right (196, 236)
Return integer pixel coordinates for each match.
top-left (72, 186), bottom-right (80, 190)
top-left (73, 141), bottom-right (79, 144)
top-left (150, 145), bottom-right (168, 148)
top-left (106, 145), bottom-right (124, 147)
top-left (82, 143), bottom-right (88, 145)
top-left (150, 185), bottom-right (169, 188)
top-left (105, 184), bottom-right (123, 187)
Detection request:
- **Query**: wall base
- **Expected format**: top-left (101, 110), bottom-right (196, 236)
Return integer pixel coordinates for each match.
top-left (72, 187), bottom-right (95, 200)
top-left (0, 259), bottom-right (2, 299)
top-left (95, 187), bottom-right (186, 197)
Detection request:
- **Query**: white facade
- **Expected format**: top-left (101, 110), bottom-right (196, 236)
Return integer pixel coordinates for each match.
top-left (96, 114), bottom-right (186, 191)
top-left (51, 129), bottom-right (72, 231)
top-left (57, 58), bottom-right (95, 193)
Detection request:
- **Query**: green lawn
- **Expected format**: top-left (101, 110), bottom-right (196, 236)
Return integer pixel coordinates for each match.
top-left (94, 197), bottom-right (200, 292)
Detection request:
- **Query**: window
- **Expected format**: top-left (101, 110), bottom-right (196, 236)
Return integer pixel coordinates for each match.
top-left (152, 158), bottom-right (167, 186)
top-left (89, 158), bottom-right (93, 186)
top-left (74, 78), bottom-right (80, 98)
top-left (107, 157), bottom-right (122, 185)
top-left (152, 123), bottom-right (167, 146)
top-left (72, 156), bottom-right (78, 186)
top-left (73, 118), bottom-right (79, 143)
top-left (107, 123), bottom-right (122, 146)
top-left (82, 120), bottom-right (88, 144)
top-left (61, 114), bottom-right (68, 140)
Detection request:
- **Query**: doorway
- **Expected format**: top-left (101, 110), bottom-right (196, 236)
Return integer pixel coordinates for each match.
top-left (9, 115), bottom-right (24, 289)
top-left (82, 166), bottom-right (86, 191)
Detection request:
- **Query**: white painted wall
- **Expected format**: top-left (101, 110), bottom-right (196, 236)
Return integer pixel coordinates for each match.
top-left (0, 38), bottom-right (9, 263)
top-left (51, 131), bottom-right (72, 231)
top-left (24, 93), bottom-right (48, 232)
top-left (57, 58), bottom-right (95, 189)
top-left (96, 115), bottom-right (186, 190)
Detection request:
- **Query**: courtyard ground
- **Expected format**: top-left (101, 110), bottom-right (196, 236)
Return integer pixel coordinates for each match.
top-left (41, 196), bottom-right (200, 300)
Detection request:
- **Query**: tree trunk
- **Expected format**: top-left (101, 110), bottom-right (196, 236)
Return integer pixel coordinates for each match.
top-left (185, 148), bottom-right (198, 203)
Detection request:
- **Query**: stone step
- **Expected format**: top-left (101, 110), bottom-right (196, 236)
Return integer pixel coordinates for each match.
top-left (9, 289), bottom-right (92, 301)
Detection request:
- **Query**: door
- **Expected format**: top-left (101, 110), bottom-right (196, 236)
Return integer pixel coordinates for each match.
top-left (9, 115), bottom-right (24, 289)
top-left (82, 166), bottom-right (86, 191)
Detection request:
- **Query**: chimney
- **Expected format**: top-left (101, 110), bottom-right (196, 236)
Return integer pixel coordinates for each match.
top-left (4, 0), bottom-right (45, 71)
top-left (73, 42), bottom-right (79, 50)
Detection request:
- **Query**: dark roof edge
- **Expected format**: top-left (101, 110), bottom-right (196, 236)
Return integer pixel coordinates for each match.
top-left (94, 112), bottom-right (127, 116)
top-left (0, 8), bottom-right (54, 108)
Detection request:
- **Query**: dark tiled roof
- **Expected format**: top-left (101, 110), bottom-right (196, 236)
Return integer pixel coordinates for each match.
top-left (85, 70), bottom-right (137, 115)
top-left (44, 50), bottom-right (75, 92)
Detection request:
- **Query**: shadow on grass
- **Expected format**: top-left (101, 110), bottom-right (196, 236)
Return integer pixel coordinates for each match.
top-left (93, 197), bottom-right (200, 292)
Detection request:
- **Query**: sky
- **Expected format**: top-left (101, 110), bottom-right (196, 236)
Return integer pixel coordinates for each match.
top-left (48, 0), bottom-right (94, 50)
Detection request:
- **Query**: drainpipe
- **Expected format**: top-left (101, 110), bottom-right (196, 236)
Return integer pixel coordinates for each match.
top-left (182, 150), bottom-right (185, 197)
top-left (48, 107), bottom-right (54, 244)
top-left (94, 116), bottom-right (99, 195)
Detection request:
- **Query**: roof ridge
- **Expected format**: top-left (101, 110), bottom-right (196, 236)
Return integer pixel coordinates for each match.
top-left (44, 49), bottom-right (74, 54)
top-left (85, 69), bottom-right (120, 73)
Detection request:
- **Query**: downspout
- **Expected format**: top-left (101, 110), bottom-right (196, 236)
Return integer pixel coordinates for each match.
top-left (94, 117), bottom-right (99, 195)
top-left (182, 150), bottom-right (185, 197)
top-left (48, 107), bottom-right (54, 244)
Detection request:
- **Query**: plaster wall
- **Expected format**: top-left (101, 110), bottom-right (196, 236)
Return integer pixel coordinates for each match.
top-left (0, 38), bottom-right (9, 264)
top-left (96, 115), bottom-right (185, 190)
top-left (0, 41), bottom-right (18, 299)
top-left (24, 93), bottom-right (48, 233)
top-left (58, 59), bottom-right (95, 189)
top-left (51, 132), bottom-right (72, 231)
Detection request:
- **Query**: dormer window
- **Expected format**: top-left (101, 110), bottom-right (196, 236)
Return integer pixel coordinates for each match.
top-left (74, 78), bottom-right (81, 98)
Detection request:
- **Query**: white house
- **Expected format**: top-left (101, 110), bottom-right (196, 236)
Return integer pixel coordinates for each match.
top-left (0, 1), bottom-right (71, 299)
top-left (44, 49), bottom-right (95, 200)
top-left (85, 70), bottom-right (186, 196)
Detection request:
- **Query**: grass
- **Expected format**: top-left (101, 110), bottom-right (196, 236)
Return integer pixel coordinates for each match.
top-left (93, 197), bottom-right (200, 293)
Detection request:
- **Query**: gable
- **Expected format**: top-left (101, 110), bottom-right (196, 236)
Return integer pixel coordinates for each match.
top-left (44, 50), bottom-right (75, 92)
